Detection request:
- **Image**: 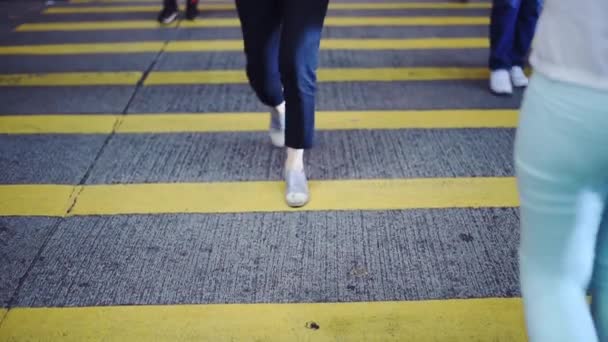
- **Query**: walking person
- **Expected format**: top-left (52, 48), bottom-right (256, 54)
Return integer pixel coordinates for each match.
top-left (158, 0), bottom-right (199, 24)
top-left (515, 0), bottom-right (608, 340)
top-left (489, 0), bottom-right (541, 95)
top-left (235, 0), bottom-right (329, 207)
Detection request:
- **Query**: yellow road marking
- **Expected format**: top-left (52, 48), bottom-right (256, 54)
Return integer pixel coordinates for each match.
top-left (0, 41), bottom-right (166, 54)
top-left (182, 16), bottom-right (490, 28)
top-left (0, 72), bottom-right (141, 86)
top-left (0, 184), bottom-right (78, 217)
top-left (0, 309), bottom-right (7, 327)
top-left (168, 37), bottom-right (488, 52)
top-left (316, 37), bottom-right (488, 50)
top-left (0, 110), bottom-right (517, 134)
top-left (0, 38), bottom-right (488, 55)
top-left (0, 114), bottom-right (119, 134)
top-left (0, 68), bottom-right (490, 86)
top-left (0, 177), bottom-right (518, 217)
top-left (16, 21), bottom-right (177, 31)
top-left (48, 4), bottom-right (235, 13)
top-left (46, 2), bottom-right (490, 13)
top-left (145, 67), bottom-right (490, 85)
top-left (16, 17), bottom-right (488, 31)
top-left (330, 2), bottom-right (491, 9)
top-left (0, 298), bottom-right (526, 341)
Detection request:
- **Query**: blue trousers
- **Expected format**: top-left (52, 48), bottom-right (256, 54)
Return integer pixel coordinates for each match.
top-left (516, 74), bottom-right (608, 341)
top-left (235, 0), bottom-right (329, 149)
top-left (163, 0), bottom-right (197, 8)
top-left (489, 0), bottom-right (541, 70)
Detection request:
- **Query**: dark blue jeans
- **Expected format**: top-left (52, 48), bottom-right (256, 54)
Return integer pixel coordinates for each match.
top-left (489, 0), bottom-right (541, 70)
top-left (163, 0), bottom-right (197, 9)
top-left (235, 0), bottom-right (329, 149)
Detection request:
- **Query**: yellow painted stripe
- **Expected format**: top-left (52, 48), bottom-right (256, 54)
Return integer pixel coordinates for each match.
top-left (167, 37), bottom-right (488, 52)
top-left (0, 177), bottom-right (518, 217)
top-left (47, 4), bottom-right (235, 13)
top-left (0, 308), bottom-right (7, 326)
top-left (0, 38), bottom-right (488, 55)
top-left (145, 67), bottom-right (490, 85)
top-left (0, 72), bottom-right (141, 86)
top-left (0, 114), bottom-right (119, 134)
top-left (321, 67), bottom-right (489, 81)
top-left (0, 299), bottom-right (526, 341)
top-left (0, 184), bottom-right (77, 217)
top-left (46, 2), bottom-right (490, 13)
top-left (0, 110), bottom-right (517, 134)
top-left (0, 68), bottom-right (490, 86)
top-left (16, 17), bottom-right (488, 31)
top-left (0, 41), bottom-right (165, 54)
top-left (182, 16), bottom-right (490, 28)
top-left (317, 37), bottom-right (489, 50)
top-left (330, 2), bottom-right (491, 9)
top-left (16, 21), bottom-right (177, 31)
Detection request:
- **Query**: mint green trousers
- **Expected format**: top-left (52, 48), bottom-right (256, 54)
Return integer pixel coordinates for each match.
top-left (516, 73), bottom-right (608, 341)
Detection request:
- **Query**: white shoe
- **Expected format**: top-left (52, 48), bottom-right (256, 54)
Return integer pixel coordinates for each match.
top-left (489, 69), bottom-right (513, 95)
top-left (285, 169), bottom-right (309, 207)
top-left (269, 103), bottom-right (285, 147)
top-left (510, 66), bottom-right (529, 88)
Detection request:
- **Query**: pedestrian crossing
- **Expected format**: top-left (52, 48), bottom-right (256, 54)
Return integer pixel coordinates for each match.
top-left (0, 0), bottom-right (525, 340)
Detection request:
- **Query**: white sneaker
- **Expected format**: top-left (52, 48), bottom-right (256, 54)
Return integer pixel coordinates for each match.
top-left (490, 69), bottom-right (513, 95)
top-left (285, 169), bottom-right (309, 207)
top-left (510, 66), bottom-right (529, 88)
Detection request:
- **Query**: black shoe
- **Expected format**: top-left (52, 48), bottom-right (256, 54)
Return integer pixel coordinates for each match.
top-left (157, 5), bottom-right (178, 24)
top-left (185, 0), bottom-right (199, 20)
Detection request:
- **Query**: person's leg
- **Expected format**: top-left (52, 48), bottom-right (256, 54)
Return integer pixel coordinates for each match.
top-left (158, 0), bottom-right (179, 24)
top-left (279, 0), bottom-right (328, 150)
top-left (592, 208), bottom-right (608, 341)
top-left (489, 0), bottom-right (521, 70)
top-left (163, 0), bottom-right (177, 10)
top-left (186, 0), bottom-right (200, 20)
top-left (235, 0), bottom-right (286, 147)
top-left (516, 74), bottom-right (608, 341)
top-left (512, 0), bottom-right (541, 68)
top-left (278, 0), bottom-right (329, 207)
top-left (510, 0), bottom-right (541, 87)
top-left (489, 0), bottom-right (522, 94)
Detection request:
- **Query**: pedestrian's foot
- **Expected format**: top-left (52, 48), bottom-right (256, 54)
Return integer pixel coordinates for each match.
top-left (285, 169), bottom-right (309, 208)
top-left (510, 66), bottom-right (529, 88)
top-left (157, 5), bottom-right (178, 24)
top-left (185, 0), bottom-right (199, 20)
top-left (490, 69), bottom-right (513, 95)
top-left (269, 102), bottom-right (285, 147)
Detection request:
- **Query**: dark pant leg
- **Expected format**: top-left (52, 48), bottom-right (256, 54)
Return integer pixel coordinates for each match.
top-left (489, 0), bottom-right (522, 70)
top-left (511, 0), bottom-right (541, 67)
top-left (280, 0), bottom-right (329, 149)
top-left (163, 0), bottom-right (178, 9)
top-left (234, 0), bottom-right (284, 107)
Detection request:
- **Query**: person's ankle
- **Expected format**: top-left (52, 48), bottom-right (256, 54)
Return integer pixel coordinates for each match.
top-left (269, 102), bottom-right (285, 147)
top-left (285, 147), bottom-right (304, 171)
